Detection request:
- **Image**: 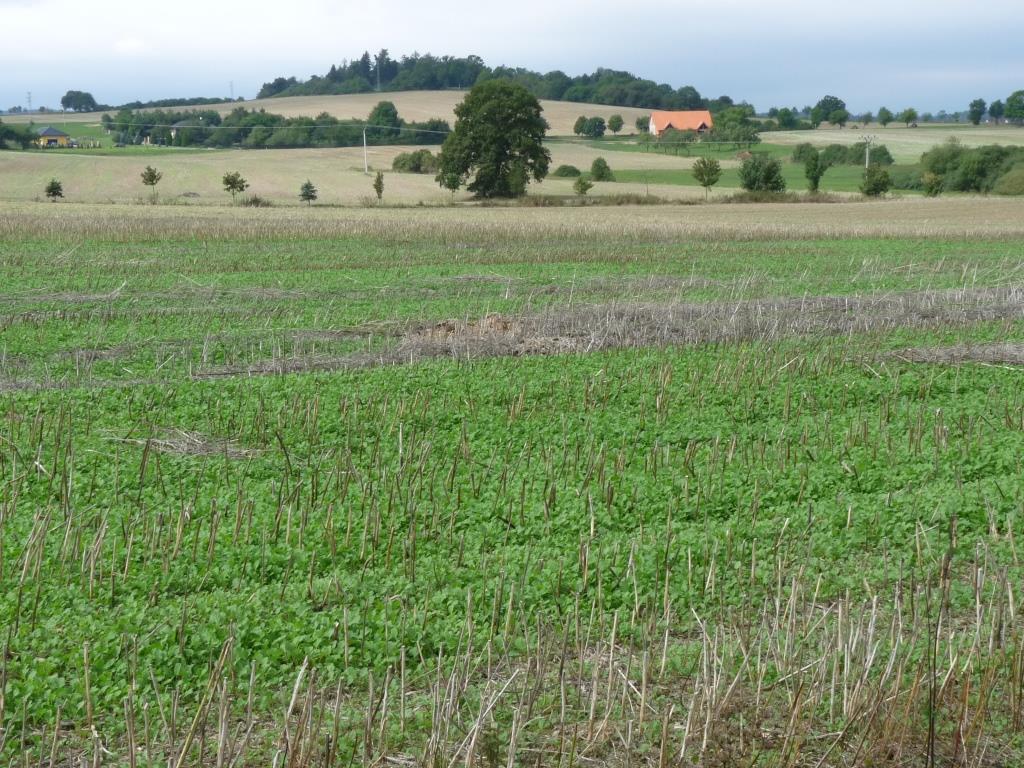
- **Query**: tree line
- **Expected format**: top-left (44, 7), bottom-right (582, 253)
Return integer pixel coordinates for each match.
top-left (98, 102), bottom-right (449, 149)
top-left (257, 50), bottom-right (733, 112)
top-left (965, 92), bottom-right (1024, 125)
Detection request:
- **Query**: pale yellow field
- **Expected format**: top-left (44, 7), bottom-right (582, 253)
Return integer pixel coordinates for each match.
top-left (3, 196), bottom-right (1024, 242)
top-left (3, 91), bottom-right (652, 137)
top-left (769, 124), bottom-right (1024, 162)
top-left (0, 141), bottom-right (710, 205)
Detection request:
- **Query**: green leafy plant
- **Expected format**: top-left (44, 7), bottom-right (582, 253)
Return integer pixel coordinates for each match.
top-left (590, 157), bottom-right (614, 182)
top-left (44, 178), bottom-right (63, 201)
top-left (573, 176), bottom-right (593, 196)
top-left (861, 165), bottom-right (892, 196)
top-left (739, 154), bottom-right (786, 192)
top-left (299, 180), bottom-right (318, 206)
top-left (691, 156), bottom-right (722, 199)
top-left (222, 171), bottom-right (249, 201)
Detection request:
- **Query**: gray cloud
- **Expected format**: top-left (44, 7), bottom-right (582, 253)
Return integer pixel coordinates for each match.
top-left (2, 0), bottom-right (1021, 112)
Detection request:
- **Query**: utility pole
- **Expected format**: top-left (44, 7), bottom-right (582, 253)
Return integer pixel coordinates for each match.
top-left (860, 134), bottom-right (877, 168)
top-left (26, 91), bottom-right (32, 112)
top-left (363, 127), bottom-right (369, 174)
top-left (229, 81), bottom-right (234, 100)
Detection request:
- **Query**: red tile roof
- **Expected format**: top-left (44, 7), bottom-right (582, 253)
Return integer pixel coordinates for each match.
top-left (649, 110), bottom-right (714, 135)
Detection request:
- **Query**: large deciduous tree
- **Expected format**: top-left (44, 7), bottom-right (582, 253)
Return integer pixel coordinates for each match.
top-left (367, 101), bottom-right (402, 137)
top-left (968, 99), bottom-right (987, 125)
top-left (811, 95), bottom-right (846, 127)
top-left (436, 80), bottom-right (550, 198)
top-left (898, 108), bottom-right (919, 127)
top-left (1006, 91), bottom-right (1024, 123)
top-left (60, 90), bottom-right (98, 112)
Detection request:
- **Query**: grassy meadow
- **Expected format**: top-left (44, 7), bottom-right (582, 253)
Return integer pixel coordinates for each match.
top-left (3, 200), bottom-right (1024, 766)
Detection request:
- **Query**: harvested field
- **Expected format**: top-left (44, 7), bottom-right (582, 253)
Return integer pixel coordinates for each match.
top-left (0, 140), bottom-right (708, 205)
top-left (4, 200), bottom-right (1024, 767)
top-left (2, 196), bottom-right (1024, 240)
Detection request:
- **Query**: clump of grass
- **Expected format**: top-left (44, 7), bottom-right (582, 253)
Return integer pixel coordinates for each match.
top-left (238, 194), bottom-right (273, 208)
top-left (721, 190), bottom-right (848, 203)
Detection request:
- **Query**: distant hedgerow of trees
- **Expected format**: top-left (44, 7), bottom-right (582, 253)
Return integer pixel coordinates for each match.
top-left (100, 103), bottom-right (449, 150)
top-left (791, 142), bottom-right (894, 167)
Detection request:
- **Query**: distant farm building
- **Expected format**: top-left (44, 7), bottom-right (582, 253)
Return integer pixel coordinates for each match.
top-left (36, 126), bottom-right (71, 148)
top-left (648, 110), bottom-right (714, 137)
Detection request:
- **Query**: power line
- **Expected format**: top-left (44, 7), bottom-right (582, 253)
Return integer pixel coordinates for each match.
top-left (94, 120), bottom-right (452, 135)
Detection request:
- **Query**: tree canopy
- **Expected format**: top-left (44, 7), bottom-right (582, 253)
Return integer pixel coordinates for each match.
top-left (739, 154), bottom-right (785, 193)
top-left (436, 80), bottom-right (550, 198)
top-left (257, 51), bottom-right (716, 112)
top-left (60, 90), bottom-right (98, 112)
top-left (968, 99), bottom-right (987, 125)
top-left (1006, 91), bottom-right (1024, 123)
top-left (691, 157), bottom-right (721, 199)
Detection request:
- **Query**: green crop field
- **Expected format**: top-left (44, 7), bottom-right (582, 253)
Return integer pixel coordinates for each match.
top-left (3, 200), bottom-right (1024, 766)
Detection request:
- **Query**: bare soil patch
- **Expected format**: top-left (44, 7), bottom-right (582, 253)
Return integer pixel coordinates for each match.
top-left (113, 429), bottom-right (257, 459)
top-left (893, 342), bottom-right (1024, 366)
top-left (399, 286), bottom-right (1024, 360)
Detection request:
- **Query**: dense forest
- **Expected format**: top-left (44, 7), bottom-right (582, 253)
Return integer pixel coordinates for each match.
top-left (257, 50), bottom-right (736, 112)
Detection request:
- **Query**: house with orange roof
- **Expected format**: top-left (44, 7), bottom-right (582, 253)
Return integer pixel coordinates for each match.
top-left (648, 110), bottom-right (714, 137)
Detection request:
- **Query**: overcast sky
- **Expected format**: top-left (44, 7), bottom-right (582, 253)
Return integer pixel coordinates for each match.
top-left (2, 0), bottom-right (1021, 113)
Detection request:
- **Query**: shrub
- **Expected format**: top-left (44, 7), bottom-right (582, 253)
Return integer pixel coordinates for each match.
top-left (923, 172), bottom-right (944, 197)
top-left (590, 157), bottom-right (614, 182)
top-left (922, 138), bottom-right (966, 176)
top-left (239, 195), bottom-right (273, 207)
top-left (804, 152), bottom-right (829, 193)
top-left (392, 149), bottom-right (439, 174)
top-left (739, 154), bottom-right (786, 192)
top-left (573, 176), bottom-right (594, 196)
top-left (992, 165), bottom-right (1024, 196)
top-left (551, 164), bottom-right (581, 178)
top-left (821, 144), bottom-right (848, 167)
top-left (45, 179), bottom-right (64, 201)
top-left (867, 145), bottom-right (894, 166)
top-left (860, 165), bottom-right (892, 197)
top-left (888, 166), bottom-right (925, 191)
top-left (791, 143), bottom-right (817, 164)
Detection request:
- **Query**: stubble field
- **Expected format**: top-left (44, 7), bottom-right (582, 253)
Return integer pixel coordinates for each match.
top-left (3, 199), bottom-right (1024, 766)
